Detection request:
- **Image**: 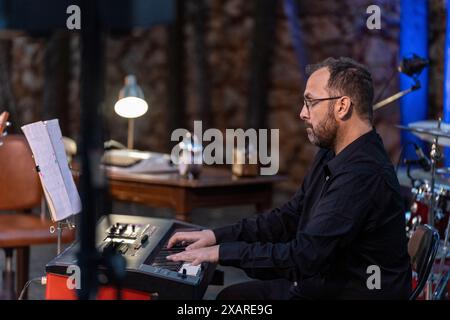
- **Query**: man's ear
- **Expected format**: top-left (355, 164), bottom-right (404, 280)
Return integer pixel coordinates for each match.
top-left (336, 96), bottom-right (352, 120)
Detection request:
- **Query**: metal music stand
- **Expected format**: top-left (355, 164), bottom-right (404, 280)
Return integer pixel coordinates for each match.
top-left (50, 218), bottom-right (76, 255)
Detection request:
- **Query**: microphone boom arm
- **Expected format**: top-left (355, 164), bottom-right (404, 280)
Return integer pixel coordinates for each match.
top-left (373, 78), bottom-right (421, 111)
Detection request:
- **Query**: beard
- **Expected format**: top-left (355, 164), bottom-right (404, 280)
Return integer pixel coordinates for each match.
top-left (305, 109), bottom-right (338, 150)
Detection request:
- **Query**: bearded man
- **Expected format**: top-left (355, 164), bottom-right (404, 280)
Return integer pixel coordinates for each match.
top-left (167, 57), bottom-right (412, 300)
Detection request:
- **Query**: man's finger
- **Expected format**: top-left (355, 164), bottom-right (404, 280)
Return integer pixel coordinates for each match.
top-left (191, 258), bottom-right (201, 266)
top-left (167, 253), bottom-right (182, 261)
top-left (186, 241), bottom-right (203, 251)
top-left (167, 232), bottom-right (187, 248)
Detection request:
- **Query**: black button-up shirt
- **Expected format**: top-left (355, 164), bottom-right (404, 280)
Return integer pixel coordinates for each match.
top-left (213, 129), bottom-right (412, 299)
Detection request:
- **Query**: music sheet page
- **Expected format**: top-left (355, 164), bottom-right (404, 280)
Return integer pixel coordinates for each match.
top-left (21, 120), bottom-right (81, 221)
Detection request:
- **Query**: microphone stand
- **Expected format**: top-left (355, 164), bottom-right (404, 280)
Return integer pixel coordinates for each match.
top-left (373, 78), bottom-right (420, 111)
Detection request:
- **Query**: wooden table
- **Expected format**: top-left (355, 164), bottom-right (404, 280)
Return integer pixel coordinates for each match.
top-left (107, 167), bottom-right (286, 222)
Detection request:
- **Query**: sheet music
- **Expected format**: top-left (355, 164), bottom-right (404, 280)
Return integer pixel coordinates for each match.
top-left (21, 120), bottom-right (81, 222)
top-left (46, 120), bottom-right (82, 215)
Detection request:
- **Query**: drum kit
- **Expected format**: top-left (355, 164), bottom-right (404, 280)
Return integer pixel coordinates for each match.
top-left (397, 119), bottom-right (450, 299)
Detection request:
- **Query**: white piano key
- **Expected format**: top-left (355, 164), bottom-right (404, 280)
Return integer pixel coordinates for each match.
top-left (179, 263), bottom-right (201, 276)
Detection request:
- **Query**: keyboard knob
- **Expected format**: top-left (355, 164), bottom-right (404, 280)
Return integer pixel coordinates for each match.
top-left (141, 234), bottom-right (149, 244)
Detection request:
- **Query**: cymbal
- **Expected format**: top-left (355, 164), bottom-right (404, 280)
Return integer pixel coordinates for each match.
top-left (437, 167), bottom-right (450, 175)
top-left (396, 120), bottom-right (450, 146)
top-left (397, 167), bottom-right (450, 188)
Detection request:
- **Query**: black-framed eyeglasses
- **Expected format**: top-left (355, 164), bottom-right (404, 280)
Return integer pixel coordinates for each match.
top-left (303, 96), bottom-right (343, 112)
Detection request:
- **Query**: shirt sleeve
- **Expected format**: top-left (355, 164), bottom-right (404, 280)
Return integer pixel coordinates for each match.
top-left (212, 182), bottom-right (304, 244)
top-left (212, 150), bottom-right (329, 245)
top-left (217, 171), bottom-right (382, 281)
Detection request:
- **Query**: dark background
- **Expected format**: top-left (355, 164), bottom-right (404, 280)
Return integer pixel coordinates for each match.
top-left (2, 0), bottom-right (444, 193)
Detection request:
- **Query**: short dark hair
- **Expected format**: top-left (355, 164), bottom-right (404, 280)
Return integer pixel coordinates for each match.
top-left (306, 57), bottom-right (374, 122)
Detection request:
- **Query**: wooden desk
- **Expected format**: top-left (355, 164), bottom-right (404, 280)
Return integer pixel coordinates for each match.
top-left (107, 167), bottom-right (286, 222)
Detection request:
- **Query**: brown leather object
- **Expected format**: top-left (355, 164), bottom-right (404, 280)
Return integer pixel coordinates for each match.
top-left (0, 134), bottom-right (42, 210)
top-left (0, 134), bottom-right (76, 247)
top-left (0, 134), bottom-right (75, 299)
top-left (0, 111), bottom-right (9, 135)
top-left (0, 214), bottom-right (75, 247)
top-left (408, 225), bottom-right (432, 273)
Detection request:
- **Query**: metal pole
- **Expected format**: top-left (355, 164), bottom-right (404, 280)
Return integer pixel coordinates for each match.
top-left (373, 85), bottom-right (418, 111)
top-left (426, 121), bottom-right (441, 300)
top-left (57, 221), bottom-right (62, 255)
top-left (127, 118), bottom-right (134, 149)
top-left (426, 140), bottom-right (437, 300)
top-left (78, 0), bottom-right (105, 300)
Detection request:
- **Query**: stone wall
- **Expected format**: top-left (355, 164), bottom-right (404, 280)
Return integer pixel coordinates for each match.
top-left (429, 0), bottom-right (446, 120)
top-left (6, 0), bottom-right (426, 193)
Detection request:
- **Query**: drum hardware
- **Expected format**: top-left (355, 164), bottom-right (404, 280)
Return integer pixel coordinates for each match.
top-left (428, 124), bottom-right (442, 232)
top-left (436, 206), bottom-right (450, 296)
top-left (407, 183), bottom-right (450, 239)
top-left (433, 268), bottom-right (450, 300)
top-left (360, 54), bottom-right (439, 298)
top-left (397, 120), bottom-right (450, 147)
top-left (404, 161), bottom-right (428, 188)
top-left (398, 119), bottom-right (450, 299)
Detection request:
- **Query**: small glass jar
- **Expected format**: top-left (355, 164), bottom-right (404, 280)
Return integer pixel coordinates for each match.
top-left (178, 132), bottom-right (202, 179)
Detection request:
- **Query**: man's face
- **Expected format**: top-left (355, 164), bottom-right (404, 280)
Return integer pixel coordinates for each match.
top-left (300, 68), bottom-right (338, 149)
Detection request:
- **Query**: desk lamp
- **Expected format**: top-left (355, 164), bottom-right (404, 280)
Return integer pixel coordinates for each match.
top-left (114, 75), bottom-right (148, 149)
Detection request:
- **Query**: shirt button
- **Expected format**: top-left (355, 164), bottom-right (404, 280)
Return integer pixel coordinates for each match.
top-left (325, 176), bottom-right (330, 181)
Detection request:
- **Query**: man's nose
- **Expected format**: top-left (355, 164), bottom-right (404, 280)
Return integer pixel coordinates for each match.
top-left (299, 105), bottom-right (309, 121)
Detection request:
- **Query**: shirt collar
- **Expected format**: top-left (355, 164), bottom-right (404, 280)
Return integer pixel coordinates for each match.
top-left (324, 128), bottom-right (377, 176)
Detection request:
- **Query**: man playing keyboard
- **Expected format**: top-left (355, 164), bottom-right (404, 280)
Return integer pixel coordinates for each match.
top-left (167, 57), bottom-right (412, 300)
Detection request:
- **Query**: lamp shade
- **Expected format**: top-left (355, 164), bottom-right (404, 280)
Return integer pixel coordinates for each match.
top-left (114, 75), bottom-right (148, 118)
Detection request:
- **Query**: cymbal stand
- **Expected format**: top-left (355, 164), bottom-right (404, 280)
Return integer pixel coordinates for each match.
top-left (429, 141), bottom-right (440, 230)
top-left (427, 120), bottom-right (441, 299)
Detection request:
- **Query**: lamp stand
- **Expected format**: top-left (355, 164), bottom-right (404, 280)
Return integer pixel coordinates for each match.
top-left (127, 118), bottom-right (134, 150)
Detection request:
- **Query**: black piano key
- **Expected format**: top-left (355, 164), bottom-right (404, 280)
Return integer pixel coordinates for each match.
top-left (153, 262), bottom-right (183, 267)
top-left (152, 258), bottom-right (180, 264)
top-left (157, 250), bottom-right (184, 255)
top-left (152, 261), bottom-right (184, 271)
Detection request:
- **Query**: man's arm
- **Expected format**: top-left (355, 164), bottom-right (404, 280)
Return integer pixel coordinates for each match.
top-left (166, 188), bottom-right (304, 250)
top-left (212, 183), bottom-right (304, 244)
top-left (217, 171), bottom-right (380, 281)
top-left (167, 150), bottom-right (327, 249)
top-left (212, 149), bottom-right (329, 244)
